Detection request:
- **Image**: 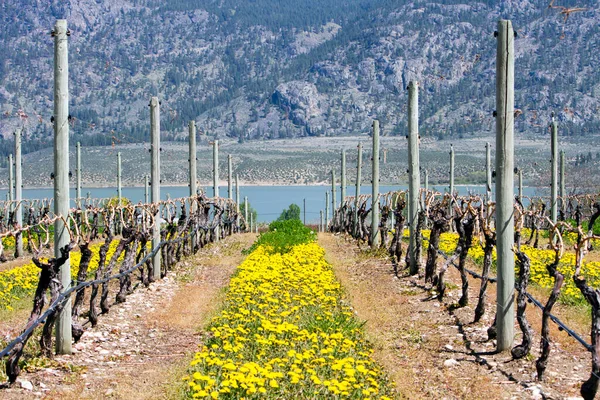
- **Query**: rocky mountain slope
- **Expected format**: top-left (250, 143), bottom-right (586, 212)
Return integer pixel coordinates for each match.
top-left (0, 0), bottom-right (598, 160)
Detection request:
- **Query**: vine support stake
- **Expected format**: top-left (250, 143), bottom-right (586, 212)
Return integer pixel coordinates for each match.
top-left (228, 154), bottom-right (233, 200)
top-left (303, 198), bottom-right (306, 225)
top-left (551, 117), bottom-right (558, 224)
top-left (213, 140), bottom-right (219, 240)
top-left (560, 150), bottom-right (565, 218)
top-left (76, 141), bottom-right (81, 208)
top-left (189, 121), bottom-right (197, 199)
top-left (144, 175), bottom-right (149, 204)
top-left (117, 152), bottom-right (122, 205)
top-left (486, 142), bottom-right (492, 201)
top-left (355, 143), bottom-right (362, 236)
top-left (8, 154), bottom-right (14, 204)
top-left (53, 19), bottom-right (72, 354)
top-left (495, 19), bottom-right (516, 352)
top-left (15, 129), bottom-right (23, 257)
top-left (331, 170), bottom-right (337, 212)
top-left (325, 191), bottom-right (329, 230)
top-left (320, 210), bottom-right (324, 233)
top-left (150, 96), bottom-right (161, 280)
top-left (408, 81), bottom-right (421, 274)
top-left (371, 120), bottom-right (380, 248)
top-left (449, 144), bottom-right (455, 196)
top-left (518, 169), bottom-right (523, 205)
top-left (235, 174), bottom-right (240, 228)
top-left (244, 196), bottom-right (248, 231)
top-left (341, 150), bottom-right (346, 204)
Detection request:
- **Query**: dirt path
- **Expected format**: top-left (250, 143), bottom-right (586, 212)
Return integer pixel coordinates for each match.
top-left (2, 233), bottom-right (255, 400)
top-left (319, 233), bottom-right (589, 400)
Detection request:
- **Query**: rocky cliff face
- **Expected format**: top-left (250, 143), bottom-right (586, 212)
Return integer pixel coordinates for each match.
top-left (0, 0), bottom-right (598, 159)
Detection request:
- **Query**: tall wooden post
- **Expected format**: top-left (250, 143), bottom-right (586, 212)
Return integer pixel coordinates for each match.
top-left (14, 129), bottom-right (23, 257)
top-left (8, 154), bottom-right (14, 204)
top-left (228, 154), bottom-right (233, 199)
top-left (244, 196), bottom-right (248, 231)
top-left (550, 117), bottom-right (558, 224)
top-left (53, 19), bottom-right (71, 354)
top-left (495, 19), bottom-right (515, 352)
top-left (189, 121), bottom-right (197, 198)
top-left (325, 191), bottom-right (329, 229)
top-left (150, 96), bottom-right (161, 280)
top-left (331, 170), bottom-right (337, 211)
top-left (320, 210), bottom-right (324, 233)
top-left (249, 212), bottom-right (253, 233)
top-left (518, 170), bottom-right (523, 205)
top-left (144, 175), bottom-right (149, 204)
top-left (371, 120), bottom-right (380, 248)
top-left (355, 143), bottom-right (362, 236)
top-left (213, 140), bottom-right (219, 198)
top-left (341, 150), bottom-right (346, 204)
top-left (235, 174), bottom-right (240, 228)
top-left (76, 141), bottom-right (81, 207)
top-left (560, 150), bottom-right (565, 216)
top-left (449, 144), bottom-right (455, 196)
top-left (486, 142), bottom-right (492, 201)
top-left (407, 81), bottom-right (420, 274)
top-left (303, 198), bottom-right (306, 225)
top-left (117, 152), bottom-right (122, 204)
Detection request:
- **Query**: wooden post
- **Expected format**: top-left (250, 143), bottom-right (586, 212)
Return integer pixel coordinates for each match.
top-left (320, 210), bottom-right (324, 233)
top-left (117, 152), bottom-right (122, 204)
top-left (8, 154), bottom-right (14, 204)
top-left (341, 150), bottom-right (346, 204)
top-left (449, 144), bottom-right (455, 196)
top-left (150, 96), bottom-right (161, 280)
top-left (560, 150), bottom-right (565, 215)
top-left (244, 196), bottom-right (248, 231)
top-left (189, 121), bottom-right (197, 198)
top-left (331, 170), bottom-right (336, 211)
top-left (550, 117), bottom-right (558, 224)
top-left (325, 191), bottom-right (329, 229)
top-left (518, 170), bottom-right (523, 205)
top-left (53, 19), bottom-right (71, 354)
top-left (486, 142), bottom-right (492, 201)
top-left (355, 143), bottom-right (362, 236)
top-left (249, 211), bottom-right (253, 233)
top-left (144, 175), bottom-right (149, 204)
top-left (14, 129), bottom-right (23, 257)
top-left (76, 141), bottom-right (81, 207)
top-left (495, 19), bottom-right (515, 352)
top-left (371, 120), bottom-right (380, 248)
top-left (228, 154), bottom-right (233, 199)
top-left (235, 173), bottom-right (240, 227)
top-left (213, 140), bottom-right (219, 198)
top-left (407, 81), bottom-right (421, 274)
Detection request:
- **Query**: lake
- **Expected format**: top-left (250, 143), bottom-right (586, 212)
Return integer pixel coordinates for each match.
top-left (0, 184), bottom-right (542, 223)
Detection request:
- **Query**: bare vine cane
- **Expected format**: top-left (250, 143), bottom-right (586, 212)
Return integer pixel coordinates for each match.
top-left (536, 219), bottom-right (566, 377)
top-left (511, 200), bottom-right (534, 359)
top-left (572, 230), bottom-right (600, 400)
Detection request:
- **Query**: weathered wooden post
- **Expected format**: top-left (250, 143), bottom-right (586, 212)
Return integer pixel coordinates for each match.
top-left (355, 143), bottom-right (362, 236)
top-left (331, 170), bottom-right (337, 211)
top-left (53, 19), bottom-right (71, 354)
top-left (228, 154), bottom-right (233, 199)
top-left (550, 116), bottom-right (558, 224)
top-left (560, 150), bottom-right (565, 216)
top-left (407, 81), bottom-right (421, 274)
top-left (117, 152), bottom-right (122, 204)
top-left (341, 150), bottom-right (346, 204)
top-left (325, 191), bottom-right (330, 229)
top-left (425, 169), bottom-right (429, 193)
top-left (371, 120), bottom-right (380, 248)
top-left (486, 142), bottom-right (492, 201)
top-left (8, 154), bottom-right (14, 204)
top-left (320, 210), bottom-right (324, 233)
top-left (76, 141), bottom-right (81, 207)
top-left (14, 129), bottom-right (23, 257)
top-left (235, 174), bottom-right (240, 228)
top-left (244, 196), bottom-right (248, 231)
top-left (189, 121), bottom-right (197, 198)
top-left (449, 144), bottom-right (455, 196)
top-left (144, 175), bottom-right (149, 204)
top-left (518, 170), bottom-right (523, 205)
top-left (150, 96), bottom-right (161, 280)
top-left (213, 140), bottom-right (219, 240)
top-left (495, 19), bottom-right (515, 352)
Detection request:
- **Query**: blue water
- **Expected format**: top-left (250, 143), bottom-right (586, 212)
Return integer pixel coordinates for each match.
top-left (0, 184), bottom-right (539, 223)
